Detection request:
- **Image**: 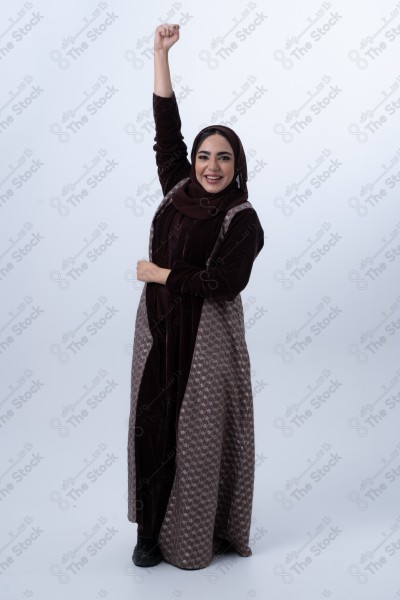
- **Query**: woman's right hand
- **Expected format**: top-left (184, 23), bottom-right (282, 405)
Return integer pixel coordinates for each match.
top-left (154, 23), bottom-right (180, 52)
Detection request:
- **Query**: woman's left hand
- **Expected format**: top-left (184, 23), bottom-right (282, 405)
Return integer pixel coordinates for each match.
top-left (136, 259), bottom-right (171, 284)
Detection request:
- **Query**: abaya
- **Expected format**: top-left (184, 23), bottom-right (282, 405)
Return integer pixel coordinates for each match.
top-left (127, 91), bottom-right (264, 570)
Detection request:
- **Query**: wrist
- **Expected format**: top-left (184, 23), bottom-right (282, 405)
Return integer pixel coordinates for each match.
top-left (157, 267), bottom-right (171, 285)
top-left (154, 48), bottom-right (169, 58)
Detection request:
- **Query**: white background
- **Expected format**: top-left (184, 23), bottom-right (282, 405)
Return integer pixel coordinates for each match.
top-left (1, 1), bottom-right (400, 598)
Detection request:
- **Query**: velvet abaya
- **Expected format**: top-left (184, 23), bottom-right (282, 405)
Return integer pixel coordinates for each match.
top-left (127, 92), bottom-right (264, 570)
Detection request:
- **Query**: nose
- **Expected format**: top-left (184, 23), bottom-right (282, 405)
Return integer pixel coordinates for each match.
top-left (209, 156), bottom-right (220, 171)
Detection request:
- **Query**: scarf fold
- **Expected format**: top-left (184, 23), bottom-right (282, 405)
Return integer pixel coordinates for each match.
top-left (171, 124), bottom-right (248, 220)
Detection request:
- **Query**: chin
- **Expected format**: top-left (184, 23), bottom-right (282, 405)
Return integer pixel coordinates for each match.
top-left (200, 178), bottom-right (231, 194)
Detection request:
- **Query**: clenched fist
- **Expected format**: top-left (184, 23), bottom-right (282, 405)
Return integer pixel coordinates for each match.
top-left (154, 23), bottom-right (180, 52)
top-left (136, 259), bottom-right (171, 285)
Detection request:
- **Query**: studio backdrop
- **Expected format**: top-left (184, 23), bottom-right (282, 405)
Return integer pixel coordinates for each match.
top-left (1, 1), bottom-right (399, 598)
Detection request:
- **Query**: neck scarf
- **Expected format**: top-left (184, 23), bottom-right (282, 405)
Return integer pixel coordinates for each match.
top-left (171, 124), bottom-right (248, 220)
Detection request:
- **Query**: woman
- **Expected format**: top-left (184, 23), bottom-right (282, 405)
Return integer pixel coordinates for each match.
top-left (127, 23), bottom-right (264, 570)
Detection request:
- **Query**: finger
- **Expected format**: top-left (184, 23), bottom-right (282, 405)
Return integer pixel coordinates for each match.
top-left (157, 25), bottom-right (169, 37)
top-left (160, 25), bottom-right (172, 36)
top-left (160, 24), bottom-right (179, 36)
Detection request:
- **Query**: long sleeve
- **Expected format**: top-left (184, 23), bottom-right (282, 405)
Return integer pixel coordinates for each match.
top-left (165, 208), bottom-right (264, 300)
top-left (153, 92), bottom-right (191, 196)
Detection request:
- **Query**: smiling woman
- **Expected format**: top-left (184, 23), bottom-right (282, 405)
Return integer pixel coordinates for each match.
top-left (127, 22), bottom-right (264, 571)
top-left (195, 133), bottom-right (235, 192)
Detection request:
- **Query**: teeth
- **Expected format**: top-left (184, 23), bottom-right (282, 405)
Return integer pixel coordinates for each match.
top-left (206, 176), bottom-right (221, 180)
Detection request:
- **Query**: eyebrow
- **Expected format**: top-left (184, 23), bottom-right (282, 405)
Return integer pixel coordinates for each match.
top-left (196, 150), bottom-right (233, 156)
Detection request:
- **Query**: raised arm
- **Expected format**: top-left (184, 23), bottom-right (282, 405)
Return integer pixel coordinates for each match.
top-left (154, 24), bottom-right (178, 97)
top-left (153, 24), bottom-right (191, 195)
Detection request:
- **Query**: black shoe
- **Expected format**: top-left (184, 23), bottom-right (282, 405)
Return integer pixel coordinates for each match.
top-left (214, 537), bottom-right (235, 555)
top-left (132, 534), bottom-right (163, 567)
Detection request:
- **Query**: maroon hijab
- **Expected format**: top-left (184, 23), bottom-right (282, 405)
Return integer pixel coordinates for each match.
top-left (171, 124), bottom-right (248, 220)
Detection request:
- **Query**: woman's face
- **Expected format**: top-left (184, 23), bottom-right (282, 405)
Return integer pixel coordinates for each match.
top-left (194, 134), bottom-right (235, 194)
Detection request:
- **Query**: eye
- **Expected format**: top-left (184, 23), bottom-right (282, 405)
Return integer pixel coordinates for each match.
top-left (220, 155), bottom-right (231, 160)
top-left (197, 155), bottom-right (208, 160)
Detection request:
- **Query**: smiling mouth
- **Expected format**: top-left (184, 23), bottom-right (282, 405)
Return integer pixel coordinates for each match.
top-left (205, 175), bottom-right (222, 183)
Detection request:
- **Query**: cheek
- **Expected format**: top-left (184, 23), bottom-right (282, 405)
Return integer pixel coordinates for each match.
top-left (194, 161), bottom-right (202, 182)
top-left (226, 164), bottom-right (235, 180)
top-left (220, 169), bottom-right (235, 190)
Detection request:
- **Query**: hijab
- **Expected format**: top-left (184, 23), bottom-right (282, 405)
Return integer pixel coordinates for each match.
top-left (171, 124), bottom-right (248, 220)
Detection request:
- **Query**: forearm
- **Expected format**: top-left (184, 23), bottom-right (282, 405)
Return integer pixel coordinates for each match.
top-left (154, 50), bottom-right (173, 97)
top-left (164, 211), bottom-right (264, 299)
top-left (165, 260), bottom-right (252, 300)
